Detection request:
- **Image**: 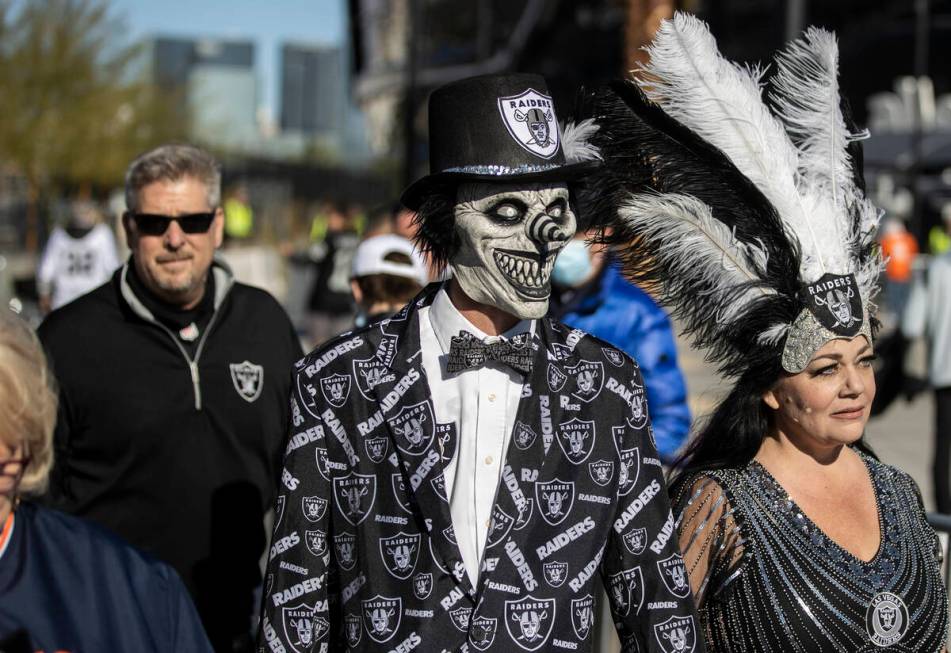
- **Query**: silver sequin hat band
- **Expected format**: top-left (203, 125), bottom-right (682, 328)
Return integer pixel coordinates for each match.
top-left (781, 305), bottom-right (873, 373)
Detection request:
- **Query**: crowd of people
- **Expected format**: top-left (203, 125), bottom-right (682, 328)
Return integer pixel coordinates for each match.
top-left (2, 11), bottom-right (950, 653)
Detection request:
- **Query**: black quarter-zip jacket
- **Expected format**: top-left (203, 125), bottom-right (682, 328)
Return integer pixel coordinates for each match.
top-left (38, 258), bottom-right (303, 613)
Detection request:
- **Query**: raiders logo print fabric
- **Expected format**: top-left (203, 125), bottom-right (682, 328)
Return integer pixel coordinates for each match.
top-left (259, 286), bottom-right (701, 651)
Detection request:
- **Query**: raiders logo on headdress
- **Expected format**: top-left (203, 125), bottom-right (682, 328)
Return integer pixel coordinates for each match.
top-left (230, 360), bottom-right (264, 403)
top-left (566, 360), bottom-right (604, 402)
top-left (450, 606), bottom-right (473, 632)
top-left (514, 498), bottom-right (534, 530)
top-left (301, 496), bottom-right (327, 523)
top-left (589, 459), bottom-right (615, 486)
top-left (353, 357), bottom-right (396, 399)
top-left (497, 88), bottom-right (560, 159)
top-left (275, 495), bottom-right (286, 528)
top-left (333, 532), bottom-right (357, 570)
top-left (556, 418), bottom-right (596, 464)
top-left (546, 363), bottom-right (568, 392)
top-left (431, 474), bottom-right (449, 502)
top-left (543, 561), bottom-right (568, 587)
top-left (800, 273), bottom-right (863, 335)
top-left (602, 347), bottom-right (625, 367)
top-left (486, 505), bottom-right (516, 548)
top-left (571, 595), bottom-right (596, 640)
top-left (513, 421), bottom-right (538, 450)
top-left (333, 472), bottom-right (376, 526)
top-left (469, 615), bottom-right (498, 651)
top-left (504, 595), bottom-right (556, 652)
top-left (388, 401), bottom-right (435, 455)
top-left (436, 422), bottom-right (457, 463)
top-left (379, 532), bottom-right (421, 579)
top-left (344, 613), bottom-right (362, 648)
top-left (654, 615), bottom-right (697, 653)
top-left (319, 372), bottom-right (351, 408)
top-left (412, 572), bottom-right (433, 600)
top-left (658, 553), bottom-right (691, 598)
top-left (535, 479), bottom-right (575, 526)
top-left (362, 595), bottom-right (401, 644)
top-left (623, 527), bottom-right (648, 555)
top-left (365, 437), bottom-right (388, 463)
top-left (865, 591), bottom-right (909, 647)
top-left (282, 603), bottom-right (327, 653)
top-left (391, 473), bottom-right (413, 514)
top-left (304, 529), bottom-right (327, 557)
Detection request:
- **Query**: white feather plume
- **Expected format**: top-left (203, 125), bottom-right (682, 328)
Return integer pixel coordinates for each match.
top-left (562, 119), bottom-right (603, 163)
top-left (638, 12), bottom-right (849, 283)
top-left (617, 192), bottom-right (775, 332)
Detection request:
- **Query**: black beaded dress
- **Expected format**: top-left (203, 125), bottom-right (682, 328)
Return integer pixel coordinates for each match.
top-left (673, 451), bottom-right (948, 652)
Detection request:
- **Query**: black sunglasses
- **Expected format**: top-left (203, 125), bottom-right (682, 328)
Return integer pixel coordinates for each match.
top-left (127, 211), bottom-right (216, 236)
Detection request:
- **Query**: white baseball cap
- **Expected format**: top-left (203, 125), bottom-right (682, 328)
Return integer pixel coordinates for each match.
top-left (351, 234), bottom-right (429, 285)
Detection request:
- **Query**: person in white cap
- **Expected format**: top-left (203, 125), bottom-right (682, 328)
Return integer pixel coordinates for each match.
top-left (350, 234), bottom-right (429, 327)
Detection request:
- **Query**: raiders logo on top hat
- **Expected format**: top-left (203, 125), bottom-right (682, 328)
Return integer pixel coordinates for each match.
top-left (400, 73), bottom-right (599, 210)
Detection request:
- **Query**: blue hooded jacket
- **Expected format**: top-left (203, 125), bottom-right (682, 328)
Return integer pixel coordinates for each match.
top-left (553, 263), bottom-right (691, 462)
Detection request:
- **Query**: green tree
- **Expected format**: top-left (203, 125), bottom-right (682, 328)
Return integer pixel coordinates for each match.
top-left (0, 0), bottom-right (185, 250)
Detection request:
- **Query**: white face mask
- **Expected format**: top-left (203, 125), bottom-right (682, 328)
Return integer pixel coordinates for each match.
top-left (451, 182), bottom-right (577, 319)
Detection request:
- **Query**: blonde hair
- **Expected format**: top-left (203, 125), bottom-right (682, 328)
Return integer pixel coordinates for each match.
top-left (0, 311), bottom-right (57, 495)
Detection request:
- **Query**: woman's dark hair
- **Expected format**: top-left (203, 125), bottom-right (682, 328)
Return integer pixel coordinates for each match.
top-left (668, 354), bottom-right (877, 491)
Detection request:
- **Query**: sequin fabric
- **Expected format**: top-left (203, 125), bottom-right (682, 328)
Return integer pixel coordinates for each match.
top-left (443, 163), bottom-right (564, 176)
top-left (781, 307), bottom-right (872, 373)
top-left (673, 453), bottom-right (949, 652)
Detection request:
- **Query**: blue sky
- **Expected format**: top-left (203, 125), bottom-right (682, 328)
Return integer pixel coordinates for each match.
top-left (109, 0), bottom-right (346, 121)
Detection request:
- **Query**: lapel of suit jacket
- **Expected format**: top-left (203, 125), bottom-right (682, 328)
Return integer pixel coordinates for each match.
top-left (472, 316), bottom-right (569, 603)
top-left (372, 288), bottom-right (477, 602)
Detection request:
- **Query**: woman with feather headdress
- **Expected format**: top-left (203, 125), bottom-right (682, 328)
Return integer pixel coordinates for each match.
top-left (579, 13), bottom-right (949, 652)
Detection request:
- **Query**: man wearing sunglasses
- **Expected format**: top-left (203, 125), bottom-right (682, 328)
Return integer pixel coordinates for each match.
top-left (38, 144), bottom-right (303, 652)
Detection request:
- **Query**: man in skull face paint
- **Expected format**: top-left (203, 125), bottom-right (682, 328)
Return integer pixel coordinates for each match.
top-left (259, 74), bottom-right (701, 652)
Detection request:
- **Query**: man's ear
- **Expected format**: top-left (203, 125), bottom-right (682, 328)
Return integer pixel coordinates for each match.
top-left (121, 211), bottom-right (136, 248)
top-left (212, 207), bottom-right (225, 248)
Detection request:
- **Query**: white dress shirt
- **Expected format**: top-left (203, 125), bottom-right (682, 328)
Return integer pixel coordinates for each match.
top-left (418, 286), bottom-right (533, 586)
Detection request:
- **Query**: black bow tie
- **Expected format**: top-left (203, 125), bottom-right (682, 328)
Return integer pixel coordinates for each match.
top-left (446, 331), bottom-right (534, 375)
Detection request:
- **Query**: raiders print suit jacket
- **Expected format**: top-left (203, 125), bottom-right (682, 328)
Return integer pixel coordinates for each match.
top-left (260, 286), bottom-right (702, 653)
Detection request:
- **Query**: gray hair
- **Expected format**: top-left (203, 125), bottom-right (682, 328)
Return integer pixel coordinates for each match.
top-left (124, 144), bottom-right (221, 212)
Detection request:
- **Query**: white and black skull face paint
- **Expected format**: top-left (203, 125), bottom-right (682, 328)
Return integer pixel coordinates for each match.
top-left (452, 182), bottom-right (576, 319)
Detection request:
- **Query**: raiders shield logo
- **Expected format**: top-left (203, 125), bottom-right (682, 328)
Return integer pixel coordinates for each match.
top-left (658, 554), bottom-right (691, 598)
top-left (514, 498), bottom-right (534, 530)
top-left (608, 566), bottom-right (644, 617)
top-left (436, 422), bottom-right (457, 463)
top-left (333, 472), bottom-right (376, 526)
top-left (389, 401), bottom-right (435, 455)
top-left (549, 343), bottom-right (574, 362)
top-left (428, 474), bottom-right (447, 502)
top-left (375, 333), bottom-right (399, 367)
top-left (366, 437), bottom-right (388, 463)
top-left (627, 385), bottom-right (649, 429)
top-left (282, 603), bottom-right (327, 653)
top-left (275, 495), bottom-right (286, 528)
top-left (589, 460), bottom-right (614, 486)
top-left (504, 595), bottom-right (556, 651)
top-left (362, 595), bottom-right (401, 644)
top-left (230, 360), bottom-right (263, 403)
top-left (571, 595), bottom-right (595, 640)
top-left (379, 532), bottom-right (420, 579)
top-left (486, 506), bottom-right (516, 548)
top-left (623, 527), bottom-right (648, 555)
top-left (469, 615), bottom-right (498, 651)
top-left (333, 532), bottom-right (357, 570)
top-left (866, 591), bottom-right (910, 647)
top-left (546, 363), bottom-right (567, 392)
top-left (801, 272), bottom-right (863, 335)
top-left (301, 496), bottom-right (327, 523)
top-left (497, 88), bottom-right (560, 159)
top-left (450, 606), bottom-right (473, 631)
top-left (543, 561), bottom-right (568, 587)
top-left (602, 347), bottom-right (625, 367)
top-left (344, 613), bottom-right (362, 648)
top-left (304, 530), bottom-right (326, 557)
top-left (614, 427), bottom-right (640, 497)
top-left (412, 572), bottom-right (433, 600)
top-left (443, 524), bottom-right (457, 545)
top-left (535, 479), bottom-right (575, 526)
top-left (556, 418), bottom-right (596, 464)
top-left (566, 360), bottom-right (604, 402)
top-left (353, 357), bottom-right (396, 399)
top-left (654, 615), bottom-right (697, 653)
top-left (320, 373), bottom-right (351, 408)
top-left (392, 473), bottom-right (412, 513)
top-left (297, 376), bottom-right (321, 418)
top-left (513, 421), bottom-right (538, 450)
top-left (313, 447), bottom-right (330, 482)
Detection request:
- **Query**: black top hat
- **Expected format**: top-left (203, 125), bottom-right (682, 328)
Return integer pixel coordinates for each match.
top-left (400, 73), bottom-right (598, 210)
